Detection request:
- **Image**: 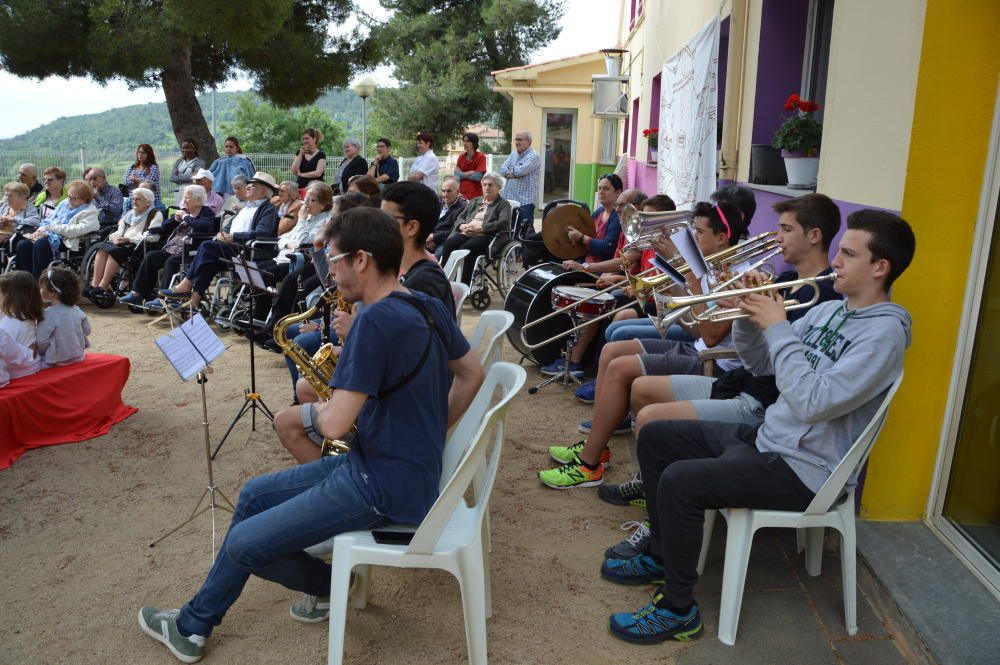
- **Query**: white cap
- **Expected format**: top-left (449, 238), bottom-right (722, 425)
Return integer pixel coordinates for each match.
top-left (193, 168), bottom-right (214, 182)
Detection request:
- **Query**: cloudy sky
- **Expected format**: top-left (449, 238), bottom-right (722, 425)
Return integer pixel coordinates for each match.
top-left (0, 0), bottom-right (613, 138)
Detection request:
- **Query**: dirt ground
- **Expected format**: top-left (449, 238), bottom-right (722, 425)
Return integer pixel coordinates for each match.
top-left (0, 299), bottom-right (697, 665)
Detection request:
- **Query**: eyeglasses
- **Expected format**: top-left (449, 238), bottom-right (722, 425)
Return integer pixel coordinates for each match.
top-left (326, 249), bottom-right (373, 265)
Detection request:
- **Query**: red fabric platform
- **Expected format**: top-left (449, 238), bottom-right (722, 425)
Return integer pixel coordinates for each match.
top-left (0, 353), bottom-right (138, 469)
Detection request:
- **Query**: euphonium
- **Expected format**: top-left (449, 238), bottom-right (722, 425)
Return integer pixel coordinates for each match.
top-left (272, 286), bottom-right (352, 456)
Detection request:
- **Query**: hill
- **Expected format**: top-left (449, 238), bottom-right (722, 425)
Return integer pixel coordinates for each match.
top-left (0, 89), bottom-right (367, 154)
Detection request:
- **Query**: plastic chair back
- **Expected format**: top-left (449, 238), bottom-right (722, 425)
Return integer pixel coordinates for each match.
top-left (443, 249), bottom-right (470, 282)
top-left (416, 362), bottom-right (526, 554)
top-left (451, 282), bottom-right (470, 325)
top-left (804, 372), bottom-right (904, 515)
top-left (468, 310), bottom-right (514, 371)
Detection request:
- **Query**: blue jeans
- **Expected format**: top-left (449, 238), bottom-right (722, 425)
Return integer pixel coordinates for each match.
top-left (177, 454), bottom-right (386, 637)
top-left (604, 318), bottom-right (694, 343)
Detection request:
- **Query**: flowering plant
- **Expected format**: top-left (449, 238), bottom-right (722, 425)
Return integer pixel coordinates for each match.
top-left (642, 127), bottom-right (659, 149)
top-left (771, 93), bottom-right (822, 156)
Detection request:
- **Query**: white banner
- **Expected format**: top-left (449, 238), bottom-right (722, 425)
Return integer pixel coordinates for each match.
top-left (657, 16), bottom-right (720, 210)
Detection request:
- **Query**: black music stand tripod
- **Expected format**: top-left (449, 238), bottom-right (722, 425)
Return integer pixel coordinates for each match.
top-left (212, 257), bottom-right (274, 459)
top-left (529, 309), bottom-right (587, 394)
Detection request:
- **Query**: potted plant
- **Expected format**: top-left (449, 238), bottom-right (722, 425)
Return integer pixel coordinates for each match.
top-left (772, 93), bottom-right (822, 188)
top-left (643, 127), bottom-right (659, 163)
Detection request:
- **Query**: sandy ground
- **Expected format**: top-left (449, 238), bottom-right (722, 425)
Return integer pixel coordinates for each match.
top-left (0, 299), bottom-right (699, 665)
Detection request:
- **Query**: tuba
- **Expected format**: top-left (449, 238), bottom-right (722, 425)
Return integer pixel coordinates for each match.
top-left (273, 286), bottom-right (352, 456)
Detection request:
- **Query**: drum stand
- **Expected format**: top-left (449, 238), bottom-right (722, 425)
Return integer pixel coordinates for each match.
top-left (529, 310), bottom-right (586, 394)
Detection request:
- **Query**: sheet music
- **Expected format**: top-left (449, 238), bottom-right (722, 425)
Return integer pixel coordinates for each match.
top-left (232, 258), bottom-right (250, 285)
top-left (651, 254), bottom-right (687, 288)
top-left (155, 313), bottom-right (225, 382)
top-left (671, 228), bottom-right (709, 279)
top-left (245, 260), bottom-right (267, 290)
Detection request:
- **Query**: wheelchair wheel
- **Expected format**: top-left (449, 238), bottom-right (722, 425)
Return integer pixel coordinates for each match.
top-left (80, 244), bottom-right (100, 292)
top-left (91, 289), bottom-right (118, 309)
top-left (469, 287), bottom-right (491, 310)
top-left (497, 240), bottom-right (525, 296)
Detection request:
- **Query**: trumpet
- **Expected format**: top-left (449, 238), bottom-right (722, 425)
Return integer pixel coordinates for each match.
top-left (663, 273), bottom-right (838, 323)
top-left (620, 205), bottom-right (693, 252)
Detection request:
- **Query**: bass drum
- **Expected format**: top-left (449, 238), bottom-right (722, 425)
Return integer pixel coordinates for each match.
top-left (504, 262), bottom-right (596, 366)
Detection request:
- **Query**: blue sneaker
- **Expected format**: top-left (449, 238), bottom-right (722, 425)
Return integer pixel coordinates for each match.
top-left (120, 292), bottom-right (144, 306)
top-left (608, 594), bottom-right (703, 644)
top-left (575, 380), bottom-right (596, 404)
top-left (579, 416), bottom-right (632, 435)
top-left (539, 358), bottom-right (584, 377)
top-left (601, 553), bottom-right (665, 585)
top-left (158, 288), bottom-right (190, 298)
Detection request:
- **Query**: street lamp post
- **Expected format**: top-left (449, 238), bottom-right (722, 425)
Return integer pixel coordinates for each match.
top-left (352, 76), bottom-right (377, 161)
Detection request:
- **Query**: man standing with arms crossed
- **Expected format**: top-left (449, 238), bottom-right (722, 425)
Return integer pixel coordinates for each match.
top-left (500, 131), bottom-right (542, 224)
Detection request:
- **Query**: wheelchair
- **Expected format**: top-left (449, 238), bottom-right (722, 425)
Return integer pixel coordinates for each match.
top-left (466, 205), bottom-right (529, 310)
top-left (80, 239), bottom-right (155, 310)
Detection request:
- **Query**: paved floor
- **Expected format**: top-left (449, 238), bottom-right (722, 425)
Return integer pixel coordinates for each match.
top-left (661, 521), bottom-right (911, 664)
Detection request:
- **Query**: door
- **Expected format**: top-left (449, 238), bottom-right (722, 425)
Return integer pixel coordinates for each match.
top-left (541, 110), bottom-right (576, 204)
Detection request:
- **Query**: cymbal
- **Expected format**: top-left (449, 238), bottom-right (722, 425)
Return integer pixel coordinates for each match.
top-left (542, 204), bottom-right (596, 260)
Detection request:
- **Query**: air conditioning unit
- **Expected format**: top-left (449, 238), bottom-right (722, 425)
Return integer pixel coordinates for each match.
top-left (592, 48), bottom-right (629, 118)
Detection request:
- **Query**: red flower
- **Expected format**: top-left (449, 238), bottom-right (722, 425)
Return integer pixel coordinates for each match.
top-left (784, 93), bottom-right (801, 111)
top-left (800, 100), bottom-right (820, 113)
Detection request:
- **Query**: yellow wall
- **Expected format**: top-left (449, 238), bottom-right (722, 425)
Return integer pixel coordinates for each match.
top-left (818, 0), bottom-right (925, 209)
top-left (861, 0), bottom-right (1000, 520)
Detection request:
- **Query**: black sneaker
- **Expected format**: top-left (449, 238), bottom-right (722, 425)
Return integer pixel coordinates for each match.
top-left (604, 520), bottom-right (652, 560)
top-left (598, 471), bottom-right (646, 507)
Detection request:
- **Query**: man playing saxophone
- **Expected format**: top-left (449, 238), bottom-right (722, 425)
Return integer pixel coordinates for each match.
top-left (137, 208), bottom-right (484, 663)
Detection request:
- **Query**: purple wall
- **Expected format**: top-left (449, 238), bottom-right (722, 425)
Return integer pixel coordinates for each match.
top-left (752, 0), bottom-right (810, 145)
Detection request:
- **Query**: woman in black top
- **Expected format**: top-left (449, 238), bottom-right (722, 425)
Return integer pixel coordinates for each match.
top-left (336, 138), bottom-right (369, 194)
top-left (291, 128), bottom-right (328, 189)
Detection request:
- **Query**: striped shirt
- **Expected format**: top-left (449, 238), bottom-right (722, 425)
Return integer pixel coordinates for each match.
top-left (500, 148), bottom-right (541, 207)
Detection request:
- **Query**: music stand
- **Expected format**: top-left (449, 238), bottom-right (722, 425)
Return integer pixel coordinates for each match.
top-left (150, 315), bottom-right (234, 551)
top-left (212, 256), bottom-right (275, 459)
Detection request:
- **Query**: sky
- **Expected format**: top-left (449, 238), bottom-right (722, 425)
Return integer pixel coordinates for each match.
top-left (0, 0), bottom-right (613, 139)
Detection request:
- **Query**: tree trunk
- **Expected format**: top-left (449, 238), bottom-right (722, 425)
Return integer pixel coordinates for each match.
top-left (161, 38), bottom-right (219, 164)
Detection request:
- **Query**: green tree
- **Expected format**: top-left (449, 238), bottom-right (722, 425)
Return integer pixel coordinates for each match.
top-left (220, 95), bottom-right (345, 153)
top-left (368, 0), bottom-right (564, 153)
top-left (0, 0), bottom-right (378, 163)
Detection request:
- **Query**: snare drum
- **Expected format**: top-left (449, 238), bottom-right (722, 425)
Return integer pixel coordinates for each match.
top-left (550, 286), bottom-right (616, 319)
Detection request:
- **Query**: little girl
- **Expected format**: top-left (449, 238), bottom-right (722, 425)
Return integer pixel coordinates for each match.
top-left (0, 328), bottom-right (39, 387)
top-left (0, 270), bottom-right (45, 351)
top-left (36, 267), bottom-right (91, 367)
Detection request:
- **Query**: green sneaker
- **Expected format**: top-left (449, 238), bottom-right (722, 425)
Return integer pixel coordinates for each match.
top-left (539, 458), bottom-right (605, 489)
top-left (290, 594), bottom-right (330, 623)
top-left (548, 441), bottom-right (611, 467)
top-left (137, 606), bottom-right (205, 663)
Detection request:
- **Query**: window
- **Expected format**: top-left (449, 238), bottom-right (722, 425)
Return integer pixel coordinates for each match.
top-left (629, 97), bottom-right (640, 157)
top-left (801, 0), bottom-right (834, 124)
top-left (601, 119), bottom-right (618, 164)
top-left (629, 0), bottom-right (645, 32)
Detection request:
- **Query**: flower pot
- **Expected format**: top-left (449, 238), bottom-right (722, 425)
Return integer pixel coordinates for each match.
top-left (781, 150), bottom-right (819, 189)
top-left (648, 147), bottom-right (658, 163)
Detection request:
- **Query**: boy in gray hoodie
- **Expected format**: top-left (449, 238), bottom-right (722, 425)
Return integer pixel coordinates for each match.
top-left (601, 209), bottom-right (916, 645)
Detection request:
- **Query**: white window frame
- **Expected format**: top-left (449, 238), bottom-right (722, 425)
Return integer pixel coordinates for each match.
top-left (540, 108), bottom-right (578, 202)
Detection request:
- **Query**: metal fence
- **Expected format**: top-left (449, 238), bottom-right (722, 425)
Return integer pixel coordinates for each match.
top-left (0, 149), bottom-right (511, 198)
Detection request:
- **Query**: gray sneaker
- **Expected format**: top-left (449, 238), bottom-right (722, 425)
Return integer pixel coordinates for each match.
top-left (290, 594), bottom-right (331, 623)
top-left (598, 471), bottom-right (647, 507)
top-left (604, 520), bottom-right (651, 560)
top-left (137, 606), bottom-right (205, 663)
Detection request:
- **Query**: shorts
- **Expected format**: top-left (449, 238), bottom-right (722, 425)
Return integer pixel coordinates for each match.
top-left (635, 338), bottom-right (703, 377)
top-left (669, 375), bottom-right (766, 426)
top-left (300, 403), bottom-right (325, 446)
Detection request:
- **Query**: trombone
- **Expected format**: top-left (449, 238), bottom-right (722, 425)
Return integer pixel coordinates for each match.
top-left (620, 205), bottom-right (693, 251)
top-left (661, 273), bottom-right (838, 323)
top-left (518, 231), bottom-right (780, 351)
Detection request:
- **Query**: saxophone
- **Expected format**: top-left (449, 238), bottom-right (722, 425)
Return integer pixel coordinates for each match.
top-left (272, 286), bottom-right (353, 456)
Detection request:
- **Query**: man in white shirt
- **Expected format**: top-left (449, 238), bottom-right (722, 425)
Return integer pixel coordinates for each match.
top-left (408, 132), bottom-right (439, 190)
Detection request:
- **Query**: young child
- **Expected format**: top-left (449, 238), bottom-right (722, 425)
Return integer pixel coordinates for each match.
top-left (0, 328), bottom-right (39, 387)
top-left (0, 270), bottom-right (45, 352)
top-left (36, 267), bottom-right (91, 367)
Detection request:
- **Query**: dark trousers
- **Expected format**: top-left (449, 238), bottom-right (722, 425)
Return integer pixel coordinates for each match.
top-left (270, 262), bottom-right (319, 324)
top-left (15, 237), bottom-right (61, 278)
top-left (440, 233), bottom-right (492, 285)
top-left (637, 420), bottom-right (814, 610)
top-left (133, 249), bottom-right (182, 298)
top-left (187, 240), bottom-right (239, 294)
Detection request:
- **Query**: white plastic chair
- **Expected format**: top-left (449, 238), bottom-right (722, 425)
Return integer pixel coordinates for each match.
top-left (697, 373), bottom-right (903, 645)
top-left (442, 248), bottom-right (471, 283)
top-left (326, 362), bottom-right (527, 665)
top-left (467, 310), bottom-right (514, 371)
top-left (452, 281), bottom-right (471, 326)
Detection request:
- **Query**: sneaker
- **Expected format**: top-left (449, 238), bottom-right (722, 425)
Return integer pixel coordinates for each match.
top-left (158, 288), bottom-right (191, 298)
top-left (600, 553), bottom-right (664, 585)
top-left (120, 292), bottom-right (144, 306)
top-left (137, 606), bottom-right (205, 663)
top-left (575, 380), bottom-right (596, 404)
top-left (604, 520), bottom-right (652, 560)
top-left (599, 471), bottom-right (647, 508)
top-left (290, 594), bottom-right (330, 623)
top-left (579, 416), bottom-right (632, 435)
top-left (539, 358), bottom-right (584, 377)
top-left (538, 458), bottom-right (604, 489)
top-left (608, 594), bottom-right (703, 644)
top-left (548, 440), bottom-right (610, 467)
